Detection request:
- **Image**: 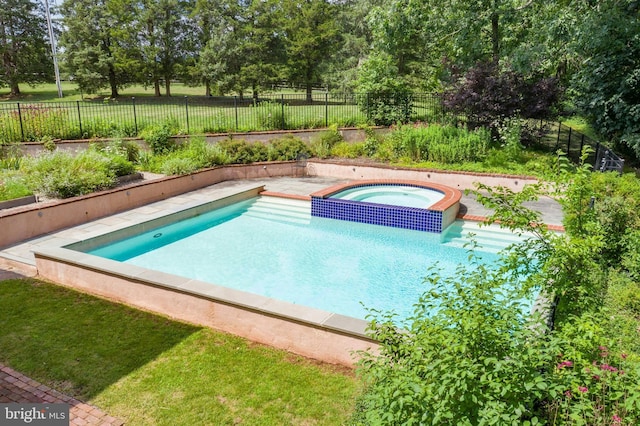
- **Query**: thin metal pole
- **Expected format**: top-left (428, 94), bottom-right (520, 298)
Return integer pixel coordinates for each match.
top-left (44, 0), bottom-right (63, 98)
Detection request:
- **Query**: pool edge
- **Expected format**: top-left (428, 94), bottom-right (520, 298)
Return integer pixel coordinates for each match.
top-left (33, 246), bottom-right (377, 367)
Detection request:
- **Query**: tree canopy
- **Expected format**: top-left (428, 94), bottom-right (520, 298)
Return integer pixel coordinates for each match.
top-left (4, 0), bottom-right (640, 156)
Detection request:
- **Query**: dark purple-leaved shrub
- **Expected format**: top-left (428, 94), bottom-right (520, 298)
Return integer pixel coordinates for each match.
top-left (444, 61), bottom-right (563, 141)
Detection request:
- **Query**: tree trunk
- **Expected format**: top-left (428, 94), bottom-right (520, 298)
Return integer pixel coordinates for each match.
top-left (491, 7), bottom-right (500, 64)
top-left (306, 84), bottom-right (313, 103)
top-left (154, 79), bottom-right (161, 96)
top-left (108, 65), bottom-right (119, 98)
top-left (252, 84), bottom-right (259, 102)
top-left (9, 82), bottom-right (20, 96)
top-left (205, 81), bottom-right (211, 97)
top-left (165, 77), bottom-right (171, 97)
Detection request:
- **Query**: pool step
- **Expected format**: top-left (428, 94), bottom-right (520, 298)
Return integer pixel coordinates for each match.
top-left (244, 196), bottom-right (311, 225)
top-left (441, 220), bottom-right (532, 253)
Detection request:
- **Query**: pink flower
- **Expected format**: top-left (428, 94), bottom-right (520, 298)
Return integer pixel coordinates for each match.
top-left (557, 360), bottom-right (573, 369)
top-left (592, 374), bottom-right (601, 381)
top-left (612, 414), bottom-right (622, 424)
top-left (564, 390), bottom-right (572, 399)
top-left (600, 363), bottom-right (618, 373)
top-left (578, 386), bottom-right (588, 393)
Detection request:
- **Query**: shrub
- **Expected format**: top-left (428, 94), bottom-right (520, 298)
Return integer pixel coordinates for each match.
top-left (140, 120), bottom-right (180, 154)
top-left (217, 139), bottom-right (268, 164)
top-left (181, 137), bottom-right (231, 167)
top-left (0, 170), bottom-right (32, 201)
top-left (444, 61), bottom-right (562, 137)
top-left (266, 135), bottom-right (308, 161)
top-left (310, 125), bottom-right (343, 158)
top-left (20, 150), bottom-right (117, 199)
top-left (330, 142), bottom-right (365, 158)
top-left (160, 157), bottom-right (200, 175)
top-left (377, 124), bottom-right (490, 163)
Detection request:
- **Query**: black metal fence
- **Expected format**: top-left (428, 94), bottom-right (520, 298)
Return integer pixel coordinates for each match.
top-left (0, 93), bottom-right (624, 172)
top-left (543, 121), bottom-right (624, 173)
top-left (0, 93), bottom-right (449, 144)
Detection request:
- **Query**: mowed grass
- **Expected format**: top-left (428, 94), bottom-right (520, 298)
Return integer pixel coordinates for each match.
top-left (0, 278), bottom-right (359, 425)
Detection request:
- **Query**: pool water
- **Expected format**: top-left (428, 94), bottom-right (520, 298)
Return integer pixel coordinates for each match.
top-left (89, 197), bottom-right (500, 321)
top-left (329, 185), bottom-right (445, 208)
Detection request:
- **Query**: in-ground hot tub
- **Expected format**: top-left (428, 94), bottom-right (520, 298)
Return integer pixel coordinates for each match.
top-left (310, 180), bottom-right (461, 233)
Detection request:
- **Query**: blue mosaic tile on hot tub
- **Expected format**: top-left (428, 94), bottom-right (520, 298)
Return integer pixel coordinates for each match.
top-left (311, 197), bottom-right (443, 233)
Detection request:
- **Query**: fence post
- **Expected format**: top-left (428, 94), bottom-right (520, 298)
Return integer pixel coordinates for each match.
top-left (566, 127), bottom-right (572, 155)
top-left (555, 122), bottom-right (562, 151)
top-left (16, 103), bottom-right (24, 141)
top-left (594, 142), bottom-right (601, 169)
top-left (184, 96), bottom-right (190, 134)
top-left (281, 94), bottom-right (285, 130)
top-left (76, 100), bottom-right (83, 137)
top-left (325, 92), bottom-right (328, 127)
top-left (234, 96), bottom-right (238, 131)
top-left (132, 97), bottom-right (138, 134)
top-left (579, 134), bottom-right (585, 155)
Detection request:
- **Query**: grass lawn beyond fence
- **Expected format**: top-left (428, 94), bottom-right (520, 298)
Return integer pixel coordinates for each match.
top-left (0, 278), bottom-right (359, 425)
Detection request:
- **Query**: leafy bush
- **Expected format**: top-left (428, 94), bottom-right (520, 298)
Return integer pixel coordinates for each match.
top-left (310, 125), bottom-right (343, 158)
top-left (356, 159), bottom-right (640, 425)
top-left (376, 124), bottom-right (490, 163)
top-left (0, 170), bottom-right (32, 201)
top-left (181, 137), bottom-right (231, 168)
top-left (160, 157), bottom-right (200, 175)
top-left (0, 142), bottom-right (23, 170)
top-left (444, 61), bottom-right (562, 137)
top-left (20, 150), bottom-right (119, 199)
top-left (266, 135), bottom-right (308, 161)
top-left (330, 142), bottom-right (365, 158)
top-left (140, 120), bottom-right (181, 154)
top-left (216, 139), bottom-right (269, 164)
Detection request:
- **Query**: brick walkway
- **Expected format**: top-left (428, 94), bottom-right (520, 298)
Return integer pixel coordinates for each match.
top-left (0, 363), bottom-right (124, 425)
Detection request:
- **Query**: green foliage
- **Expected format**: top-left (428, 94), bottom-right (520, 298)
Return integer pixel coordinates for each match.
top-left (310, 125), bottom-right (343, 158)
top-left (330, 141), bottom-right (365, 158)
top-left (376, 124), bottom-right (490, 163)
top-left (216, 139), bottom-right (268, 164)
top-left (160, 157), bottom-right (200, 176)
top-left (356, 152), bottom-right (640, 425)
top-left (256, 101), bottom-right (287, 130)
top-left (20, 150), bottom-right (120, 199)
top-left (357, 254), bottom-right (551, 425)
top-left (266, 135), bottom-right (308, 161)
top-left (0, 170), bottom-right (32, 201)
top-left (0, 142), bottom-right (24, 170)
top-left (356, 52), bottom-right (413, 125)
top-left (140, 120), bottom-right (180, 155)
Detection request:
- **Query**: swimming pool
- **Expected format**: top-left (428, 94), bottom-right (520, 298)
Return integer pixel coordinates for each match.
top-left (84, 195), bottom-right (500, 322)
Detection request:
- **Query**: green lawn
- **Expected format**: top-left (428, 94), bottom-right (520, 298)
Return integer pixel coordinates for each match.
top-left (0, 278), bottom-right (359, 425)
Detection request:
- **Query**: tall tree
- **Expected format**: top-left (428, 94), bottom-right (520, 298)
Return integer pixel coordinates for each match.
top-left (60, 0), bottom-right (137, 97)
top-left (191, 0), bottom-right (238, 96)
top-left (571, 0), bottom-right (640, 158)
top-left (0, 0), bottom-right (51, 96)
top-left (280, 0), bottom-right (341, 101)
top-left (137, 0), bottom-right (196, 96)
top-left (237, 0), bottom-right (285, 100)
